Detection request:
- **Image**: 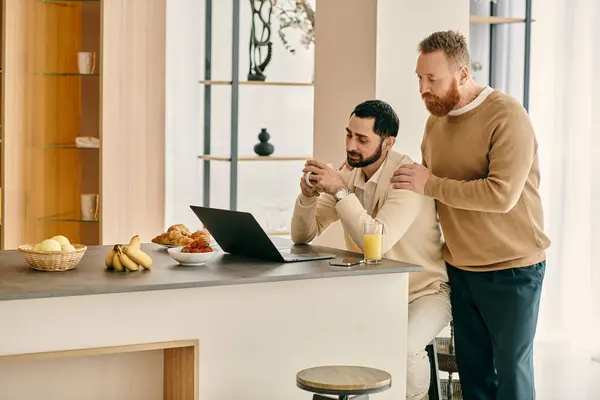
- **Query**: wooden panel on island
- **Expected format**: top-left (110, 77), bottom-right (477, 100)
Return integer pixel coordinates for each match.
top-left (0, 340), bottom-right (199, 400)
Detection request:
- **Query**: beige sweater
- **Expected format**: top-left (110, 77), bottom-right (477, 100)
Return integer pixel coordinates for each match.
top-left (422, 89), bottom-right (551, 271)
top-left (291, 151), bottom-right (448, 303)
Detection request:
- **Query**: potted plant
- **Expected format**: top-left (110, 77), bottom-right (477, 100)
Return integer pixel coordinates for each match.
top-left (272, 0), bottom-right (315, 54)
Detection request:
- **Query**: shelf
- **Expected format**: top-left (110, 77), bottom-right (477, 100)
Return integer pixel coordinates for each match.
top-left (40, 72), bottom-right (99, 76)
top-left (199, 155), bottom-right (311, 162)
top-left (42, 144), bottom-right (99, 149)
top-left (469, 16), bottom-right (532, 24)
top-left (0, 340), bottom-right (198, 400)
top-left (40, 213), bottom-right (99, 223)
top-left (199, 80), bottom-right (313, 87)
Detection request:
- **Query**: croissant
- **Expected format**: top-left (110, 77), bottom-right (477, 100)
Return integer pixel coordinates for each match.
top-left (152, 232), bottom-right (169, 244)
top-left (153, 224), bottom-right (207, 246)
top-left (191, 229), bottom-right (211, 246)
top-left (167, 230), bottom-right (180, 241)
top-left (167, 224), bottom-right (191, 235)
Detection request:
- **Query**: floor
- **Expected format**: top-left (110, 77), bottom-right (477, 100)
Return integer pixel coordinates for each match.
top-left (437, 341), bottom-right (600, 399)
top-left (534, 343), bottom-right (600, 399)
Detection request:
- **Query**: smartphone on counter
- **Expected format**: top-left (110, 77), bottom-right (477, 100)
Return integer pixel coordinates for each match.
top-left (329, 257), bottom-right (365, 267)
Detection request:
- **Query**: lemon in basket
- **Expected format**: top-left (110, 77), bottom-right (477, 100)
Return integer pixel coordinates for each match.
top-left (34, 238), bottom-right (62, 252)
top-left (50, 235), bottom-right (70, 246)
top-left (19, 235), bottom-right (87, 272)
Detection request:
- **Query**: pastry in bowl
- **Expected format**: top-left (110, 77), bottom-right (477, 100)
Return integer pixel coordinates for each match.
top-left (152, 224), bottom-right (211, 247)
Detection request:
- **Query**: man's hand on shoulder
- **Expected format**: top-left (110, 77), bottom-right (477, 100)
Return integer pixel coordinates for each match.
top-left (303, 160), bottom-right (347, 196)
top-left (390, 162), bottom-right (431, 195)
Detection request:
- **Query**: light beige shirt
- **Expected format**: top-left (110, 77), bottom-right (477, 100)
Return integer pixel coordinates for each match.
top-left (291, 151), bottom-right (448, 303)
top-left (352, 163), bottom-right (384, 216)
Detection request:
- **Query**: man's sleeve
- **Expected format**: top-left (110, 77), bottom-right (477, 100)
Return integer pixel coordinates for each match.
top-left (421, 116), bottom-right (435, 168)
top-left (335, 187), bottom-right (424, 254)
top-left (424, 106), bottom-right (536, 213)
top-left (290, 194), bottom-right (339, 244)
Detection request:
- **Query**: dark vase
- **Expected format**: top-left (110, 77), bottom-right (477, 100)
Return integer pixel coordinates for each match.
top-left (254, 128), bottom-right (275, 156)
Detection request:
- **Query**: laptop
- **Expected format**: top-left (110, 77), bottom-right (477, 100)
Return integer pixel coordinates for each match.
top-left (189, 205), bottom-right (336, 263)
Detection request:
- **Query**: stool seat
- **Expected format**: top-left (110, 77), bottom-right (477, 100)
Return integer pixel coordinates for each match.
top-left (296, 365), bottom-right (392, 396)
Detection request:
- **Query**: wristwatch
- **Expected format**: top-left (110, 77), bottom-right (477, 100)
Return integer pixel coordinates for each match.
top-left (334, 188), bottom-right (351, 202)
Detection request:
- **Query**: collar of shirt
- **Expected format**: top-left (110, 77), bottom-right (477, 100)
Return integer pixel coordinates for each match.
top-left (353, 162), bottom-right (384, 190)
top-left (448, 86), bottom-right (494, 116)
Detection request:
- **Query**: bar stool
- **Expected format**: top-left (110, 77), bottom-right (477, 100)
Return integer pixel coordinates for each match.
top-left (296, 365), bottom-right (392, 400)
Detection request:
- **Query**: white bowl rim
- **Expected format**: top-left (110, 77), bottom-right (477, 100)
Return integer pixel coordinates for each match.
top-left (167, 246), bottom-right (218, 255)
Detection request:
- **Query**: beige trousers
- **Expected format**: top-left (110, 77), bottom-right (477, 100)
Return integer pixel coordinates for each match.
top-left (406, 287), bottom-right (452, 400)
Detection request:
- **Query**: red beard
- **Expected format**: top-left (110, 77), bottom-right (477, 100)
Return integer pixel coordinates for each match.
top-left (422, 79), bottom-right (461, 117)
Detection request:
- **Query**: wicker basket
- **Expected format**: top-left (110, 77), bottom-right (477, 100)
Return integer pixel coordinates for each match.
top-left (18, 244), bottom-right (87, 272)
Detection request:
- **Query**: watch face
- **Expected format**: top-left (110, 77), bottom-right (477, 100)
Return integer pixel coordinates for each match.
top-left (335, 189), bottom-right (349, 200)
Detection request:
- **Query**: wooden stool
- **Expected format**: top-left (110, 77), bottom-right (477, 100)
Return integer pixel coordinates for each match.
top-left (296, 365), bottom-right (392, 400)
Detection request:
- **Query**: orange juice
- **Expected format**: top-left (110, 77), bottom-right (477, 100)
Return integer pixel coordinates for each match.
top-left (364, 233), bottom-right (382, 262)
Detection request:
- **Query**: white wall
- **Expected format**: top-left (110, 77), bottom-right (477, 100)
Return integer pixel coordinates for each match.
top-left (165, 0), bottom-right (204, 230)
top-left (165, 0), bottom-right (314, 232)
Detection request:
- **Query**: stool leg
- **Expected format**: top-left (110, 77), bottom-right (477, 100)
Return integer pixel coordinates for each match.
top-left (426, 342), bottom-right (441, 400)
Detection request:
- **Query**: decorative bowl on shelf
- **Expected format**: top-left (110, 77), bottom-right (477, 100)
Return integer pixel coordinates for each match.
top-left (167, 246), bottom-right (217, 266)
top-left (17, 244), bottom-right (87, 272)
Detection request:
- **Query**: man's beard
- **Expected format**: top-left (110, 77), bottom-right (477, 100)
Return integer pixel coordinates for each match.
top-left (347, 139), bottom-right (383, 168)
top-left (422, 79), bottom-right (461, 117)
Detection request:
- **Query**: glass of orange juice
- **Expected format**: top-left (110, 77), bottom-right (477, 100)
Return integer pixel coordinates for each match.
top-left (364, 221), bottom-right (383, 264)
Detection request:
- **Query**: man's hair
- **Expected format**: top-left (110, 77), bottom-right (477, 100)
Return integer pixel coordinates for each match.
top-left (418, 30), bottom-right (471, 68)
top-left (350, 100), bottom-right (399, 138)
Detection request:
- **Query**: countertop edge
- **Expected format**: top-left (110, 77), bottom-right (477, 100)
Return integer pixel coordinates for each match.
top-left (0, 264), bottom-right (420, 302)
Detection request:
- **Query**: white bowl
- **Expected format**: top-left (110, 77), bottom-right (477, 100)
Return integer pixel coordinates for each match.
top-left (167, 246), bottom-right (217, 266)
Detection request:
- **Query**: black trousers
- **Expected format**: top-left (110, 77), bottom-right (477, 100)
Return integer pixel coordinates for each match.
top-left (447, 261), bottom-right (545, 400)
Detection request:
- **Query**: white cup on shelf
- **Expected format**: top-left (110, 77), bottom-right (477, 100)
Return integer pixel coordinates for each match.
top-left (77, 52), bottom-right (96, 74)
top-left (81, 194), bottom-right (99, 221)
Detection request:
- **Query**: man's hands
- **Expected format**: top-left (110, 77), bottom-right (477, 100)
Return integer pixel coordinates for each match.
top-left (390, 163), bottom-right (432, 195)
top-left (302, 160), bottom-right (347, 196)
top-left (300, 172), bottom-right (320, 198)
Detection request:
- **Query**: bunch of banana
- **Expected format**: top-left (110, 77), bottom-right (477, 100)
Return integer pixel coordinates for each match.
top-left (105, 235), bottom-right (152, 272)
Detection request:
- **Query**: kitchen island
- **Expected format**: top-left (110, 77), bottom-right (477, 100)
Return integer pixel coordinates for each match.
top-left (0, 241), bottom-right (419, 400)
